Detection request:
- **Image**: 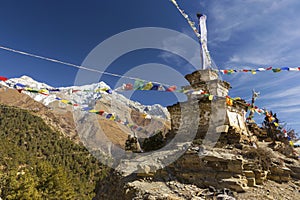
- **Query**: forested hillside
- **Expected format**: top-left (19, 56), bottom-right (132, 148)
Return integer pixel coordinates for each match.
top-left (0, 104), bottom-right (107, 199)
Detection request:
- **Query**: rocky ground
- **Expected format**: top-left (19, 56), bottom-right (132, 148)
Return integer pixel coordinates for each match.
top-left (96, 176), bottom-right (300, 199)
top-left (95, 142), bottom-right (300, 200)
top-left (236, 180), bottom-right (300, 200)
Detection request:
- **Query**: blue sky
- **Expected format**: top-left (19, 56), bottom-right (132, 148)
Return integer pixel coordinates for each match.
top-left (1, 0), bottom-right (300, 135)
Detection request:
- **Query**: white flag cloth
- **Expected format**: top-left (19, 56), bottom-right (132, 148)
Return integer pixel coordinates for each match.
top-left (200, 15), bottom-right (212, 69)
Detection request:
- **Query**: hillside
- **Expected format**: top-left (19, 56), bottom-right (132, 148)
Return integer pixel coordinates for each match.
top-left (0, 76), bottom-right (171, 148)
top-left (0, 77), bottom-right (171, 199)
top-left (0, 104), bottom-right (107, 199)
top-left (0, 87), bottom-right (78, 141)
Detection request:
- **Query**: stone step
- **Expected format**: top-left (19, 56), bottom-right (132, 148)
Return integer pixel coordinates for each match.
top-left (219, 177), bottom-right (248, 192)
top-left (243, 170), bottom-right (255, 178)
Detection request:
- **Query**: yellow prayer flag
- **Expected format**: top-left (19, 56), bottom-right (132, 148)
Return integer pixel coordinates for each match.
top-left (61, 100), bottom-right (70, 104)
top-left (109, 114), bottom-right (116, 121)
top-left (142, 82), bottom-right (153, 90)
top-left (142, 113), bottom-right (147, 118)
top-left (226, 97), bottom-right (233, 106)
top-left (39, 89), bottom-right (49, 95)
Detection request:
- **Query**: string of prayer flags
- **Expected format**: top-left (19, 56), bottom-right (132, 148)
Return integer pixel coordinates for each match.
top-left (170, 1), bottom-right (214, 70)
top-left (83, 107), bottom-right (148, 133)
top-left (117, 80), bottom-right (177, 93)
top-left (220, 66), bottom-right (300, 75)
top-left (4, 82), bottom-right (131, 127)
top-left (55, 97), bottom-right (79, 106)
top-left (71, 88), bottom-right (112, 94)
top-left (11, 82), bottom-right (58, 96)
top-left (6, 77), bottom-right (288, 128)
top-left (170, 0), bottom-right (200, 38)
top-left (11, 80), bottom-right (112, 96)
top-left (51, 97), bottom-right (151, 133)
top-left (3, 74), bottom-right (294, 140)
top-left (17, 87), bottom-right (50, 96)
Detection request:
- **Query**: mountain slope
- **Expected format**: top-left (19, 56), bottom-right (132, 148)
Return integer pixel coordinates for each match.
top-left (0, 104), bottom-right (106, 199)
top-left (3, 75), bottom-right (170, 119)
top-left (1, 75), bottom-right (171, 148)
top-left (0, 87), bottom-right (77, 140)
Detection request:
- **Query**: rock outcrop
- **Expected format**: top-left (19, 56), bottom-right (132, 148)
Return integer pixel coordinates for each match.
top-left (94, 70), bottom-right (300, 199)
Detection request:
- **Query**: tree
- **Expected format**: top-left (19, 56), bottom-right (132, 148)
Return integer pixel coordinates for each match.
top-left (1, 168), bottom-right (41, 200)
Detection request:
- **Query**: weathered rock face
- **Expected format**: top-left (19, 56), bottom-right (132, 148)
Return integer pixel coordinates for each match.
top-left (156, 148), bottom-right (249, 192)
top-left (268, 165), bottom-right (291, 183)
top-left (94, 144), bottom-right (300, 199)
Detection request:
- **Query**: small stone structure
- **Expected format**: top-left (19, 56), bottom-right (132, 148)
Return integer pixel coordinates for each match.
top-left (167, 69), bottom-right (249, 144)
top-left (161, 69), bottom-right (258, 191)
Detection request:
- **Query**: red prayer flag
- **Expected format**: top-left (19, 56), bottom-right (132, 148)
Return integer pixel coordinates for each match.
top-left (0, 76), bottom-right (8, 81)
top-left (125, 83), bottom-right (133, 90)
top-left (266, 67), bottom-right (272, 70)
top-left (166, 86), bottom-right (177, 92)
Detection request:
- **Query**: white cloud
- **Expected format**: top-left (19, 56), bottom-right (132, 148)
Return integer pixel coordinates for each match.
top-left (202, 0), bottom-right (300, 67)
top-left (261, 84), bottom-right (300, 99)
top-left (158, 29), bottom-right (202, 70)
top-left (275, 107), bottom-right (300, 114)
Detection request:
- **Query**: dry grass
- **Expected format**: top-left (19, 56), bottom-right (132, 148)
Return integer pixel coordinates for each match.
top-left (242, 146), bottom-right (275, 170)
